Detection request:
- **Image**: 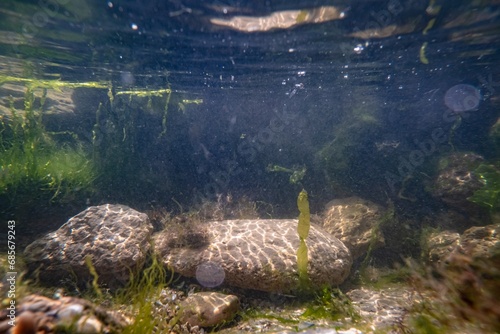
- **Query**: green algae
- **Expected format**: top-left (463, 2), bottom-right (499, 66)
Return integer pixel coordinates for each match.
top-left (267, 164), bottom-right (307, 184)
top-left (0, 74), bottom-right (108, 90)
top-left (297, 189), bottom-right (311, 292)
top-left (0, 85), bottom-right (96, 213)
top-left (300, 287), bottom-right (360, 324)
top-left (118, 253), bottom-right (172, 334)
top-left (85, 255), bottom-right (103, 299)
top-left (468, 163), bottom-right (500, 210)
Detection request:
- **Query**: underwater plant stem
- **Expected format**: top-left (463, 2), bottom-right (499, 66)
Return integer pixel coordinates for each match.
top-left (297, 189), bottom-right (311, 290)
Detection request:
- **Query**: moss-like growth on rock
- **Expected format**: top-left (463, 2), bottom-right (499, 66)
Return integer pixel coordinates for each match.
top-left (468, 163), bottom-right (500, 210)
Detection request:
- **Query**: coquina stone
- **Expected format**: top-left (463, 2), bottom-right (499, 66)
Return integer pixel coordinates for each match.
top-left (155, 219), bottom-right (352, 293)
top-left (24, 204), bottom-right (153, 289)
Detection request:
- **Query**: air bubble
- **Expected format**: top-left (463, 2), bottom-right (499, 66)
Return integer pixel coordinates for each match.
top-left (196, 261), bottom-right (225, 288)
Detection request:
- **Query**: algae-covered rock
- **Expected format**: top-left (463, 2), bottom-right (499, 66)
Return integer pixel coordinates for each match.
top-left (424, 230), bottom-right (461, 264)
top-left (457, 224), bottom-right (500, 260)
top-left (430, 152), bottom-right (484, 210)
top-left (155, 219), bottom-right (352, 293)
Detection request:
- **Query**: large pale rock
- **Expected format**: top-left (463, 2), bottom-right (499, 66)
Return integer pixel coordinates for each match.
top-left (24, 204), bottom-right (153, 289)
top-left (155, 219), bottom-right (352, 293)
top-left (322, 197), bottom-right (385, 260)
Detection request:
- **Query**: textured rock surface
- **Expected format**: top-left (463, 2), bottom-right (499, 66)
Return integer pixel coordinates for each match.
top-left (456, 223), bottom-right (500, 259)
top-left (0, 294), bottom-right (127, 333)
top-left (425, 230), bottom-right (461, 264)
top-left (347, 286), bottom-right (416, 330)
top-left (179, 292), bottom-right (240, 328)
top-left (155, 219), bottom-right (352, 293)
top-left (424, 224), bottom-right (500, 265)
top-left (431, 152), bottom-right (484, 209)
top-left (321, 197), bottom-right (385, 260)
top-left (24, 204), bottom-right (153, 289)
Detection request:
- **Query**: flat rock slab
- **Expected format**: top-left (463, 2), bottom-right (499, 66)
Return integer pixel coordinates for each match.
top-left (155, 219), bottom-right (352, 293)
top-left (24, 204), bottom-right (153, 289)
top-left (347, 286), bottom-right (416, 330)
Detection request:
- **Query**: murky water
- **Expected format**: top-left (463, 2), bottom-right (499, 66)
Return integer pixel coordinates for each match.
top-left (1, 0), bottom-right (499, 213)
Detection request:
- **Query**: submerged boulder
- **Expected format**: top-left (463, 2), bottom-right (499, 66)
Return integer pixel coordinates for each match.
top-left (24, 204), bottom-right (153, 289)
top-left (321, 197), bottom-right (386, 260)
top-left (457, 224), bottom-right (500, 259)
top-left (155, 219), bottom-right (352, 293)
top-left (430, 152), bottom-right (484, 210)
top-left (424, 230), bottom-right (461, 264)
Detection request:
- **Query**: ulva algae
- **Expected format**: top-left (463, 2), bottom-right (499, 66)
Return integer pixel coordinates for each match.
top-left (297, 189), bottom-right (311, 290)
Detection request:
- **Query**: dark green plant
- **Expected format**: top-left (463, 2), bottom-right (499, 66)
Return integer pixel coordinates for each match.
top-left (267, 164), bottom-right (307, 184)
top-left (468, 163), bottom-right (500, 210)
top-left (117, 253), bottom-right (172, 334)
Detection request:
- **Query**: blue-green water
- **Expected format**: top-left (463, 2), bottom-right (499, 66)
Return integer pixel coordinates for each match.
top-left (0, 0), bottom-right (499, 226)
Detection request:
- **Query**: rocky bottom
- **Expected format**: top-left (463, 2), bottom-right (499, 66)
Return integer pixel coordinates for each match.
top-left (0, 281), bottom-right (417, 334)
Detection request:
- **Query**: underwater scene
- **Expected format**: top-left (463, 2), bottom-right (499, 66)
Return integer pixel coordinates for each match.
top-left (0, 0), bottom-right (500, 333)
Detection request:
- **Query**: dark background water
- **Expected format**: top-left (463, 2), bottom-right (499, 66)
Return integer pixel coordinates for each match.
top-left (1, 0), bottom-right (500, 227)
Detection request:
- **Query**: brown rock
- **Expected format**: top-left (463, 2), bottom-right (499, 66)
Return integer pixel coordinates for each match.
top-left (431, 152), bottom-right (484, 210)
top-left (179, 292), bottom-right (239, 328)
top-left (0, 294), bottom-right (126, 334)
top-left (24, 204), bottom-right (153, 289)
top-left (425, 230), bottom-right (461, 264)
top-left (322, 197), bottom-right (385, 260)
top-left (457, 224), bottom-right (500, 259)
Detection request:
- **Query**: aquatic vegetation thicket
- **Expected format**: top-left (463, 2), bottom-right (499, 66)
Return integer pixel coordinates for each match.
top-left (0, 83), bottom-right (96, 214)
top-left (0, 73), bottom-right (204, 213)
top-left (117, 253), bottom-right (172, 334)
